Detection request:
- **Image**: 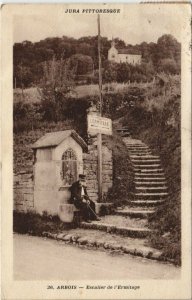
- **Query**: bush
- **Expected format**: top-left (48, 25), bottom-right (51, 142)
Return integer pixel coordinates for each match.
top-left (13, 211), bottom-right (68, 235)
top-left (104, 134), bottom-right (134, 206)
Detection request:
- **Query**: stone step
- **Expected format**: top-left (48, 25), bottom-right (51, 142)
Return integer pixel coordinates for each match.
top-left (127, 148), bottom-right (151, 151)
top-left (125, 142), bottom-right (147, 145)
top-left (114, 208), bottom-right (155, 218)
top-left (135, 187), bottom-right (168, 193)
top-left (130, 155), bottom-right (160, 159)
top-left (136, 186), bottom-right (168, 190)
top-left (134, 192), bottom-right (168, 199)
top-left (133, 164), bottom-right (161, 168)
top-left (134, 168), bottom-right (164, 172)
top-left (80, 217), bottom-right (151, 238)
top-left (123, 139), bottom-right (143, 142)
top-left (135, 181), bottom-right (167, 186)
top-left (135, 174), bottom-right (165, 178)
top-left (127, 146), bottom-right (150, 150)
top-left (128, 151), bottom-right (152, 155)
top-left (124, 140), bottom-right (146, 144)
top-left (116, 205), bottom-right (155, 212)
top-left (131, 159), bottom-right (161, 163)
top-left (125, 147), bottom-right (151, 152)
top-left (129, 151), bottom-right (152, 154)
top-left (129, 199), bottom-right (165, 206)
top-left (123, 138), bottom-right (140, 142)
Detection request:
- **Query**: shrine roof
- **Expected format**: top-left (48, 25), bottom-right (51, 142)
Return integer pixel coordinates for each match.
top-left (31, 130), bottom-right (87, 151)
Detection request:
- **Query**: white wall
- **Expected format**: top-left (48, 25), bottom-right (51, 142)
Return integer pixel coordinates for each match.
top-left (119, 54), bottom-right (141, 64)
top-left (108, 46), bottom-right (142, 65)
top-left (108, 47), bottom-right (118, 62)
top-left (34, 136), bottom-right (84, 215)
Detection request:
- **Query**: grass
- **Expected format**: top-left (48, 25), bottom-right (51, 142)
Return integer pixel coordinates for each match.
top-left (14, 81), bottom-right (154, 103)
top-left (14, 87), bottom-right (42, 103)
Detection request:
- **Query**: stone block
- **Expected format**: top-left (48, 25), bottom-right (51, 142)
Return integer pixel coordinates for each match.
top-left (24, 193), bottom-right (34, 203)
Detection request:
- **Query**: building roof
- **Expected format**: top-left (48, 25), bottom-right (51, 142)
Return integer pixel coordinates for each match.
top-left (32, 130), bottom-right (87, 151)
top-left (117, 48), bottom-right (141, 55)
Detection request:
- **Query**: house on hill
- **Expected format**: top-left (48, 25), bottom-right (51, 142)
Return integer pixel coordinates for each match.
top-left (108, 40), bottom-right (142, 65)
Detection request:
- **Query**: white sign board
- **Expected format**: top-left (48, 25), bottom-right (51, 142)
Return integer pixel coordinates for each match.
top-left (87, 114), bottom-right (112, 135)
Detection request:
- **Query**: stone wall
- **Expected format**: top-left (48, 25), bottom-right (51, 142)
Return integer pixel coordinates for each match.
top-left (14, 171), bottom-right (34, 212)
top-left (14, 124), bottom-right (113, 212)
top-left (83, 133), bottom-right (113, 202)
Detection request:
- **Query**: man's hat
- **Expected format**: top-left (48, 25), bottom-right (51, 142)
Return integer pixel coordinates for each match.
top-left (79, 174), bottom-right (86, 181)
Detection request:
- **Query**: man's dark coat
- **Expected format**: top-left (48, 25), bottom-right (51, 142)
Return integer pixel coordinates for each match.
top-left (70, 181), bottom-right (96, 221)
top-left (70, 181), bottom-right (89, 203)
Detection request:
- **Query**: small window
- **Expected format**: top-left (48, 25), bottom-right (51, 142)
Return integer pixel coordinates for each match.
top-left (61, 149), bottom-right (77, 186)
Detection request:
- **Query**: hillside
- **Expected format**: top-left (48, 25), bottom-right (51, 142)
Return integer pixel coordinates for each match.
top-left (14, 82), bottom-right (152, 103)
top-left (14, 34), bottom-right (180, 88)
top-left (13, 73), bottom-right (181, 264)
top-left (117, 75), bottom-right (181, 264)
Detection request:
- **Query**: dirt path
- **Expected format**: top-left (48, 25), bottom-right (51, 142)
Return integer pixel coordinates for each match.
top-left (14, 234), bottom-right (180, 280)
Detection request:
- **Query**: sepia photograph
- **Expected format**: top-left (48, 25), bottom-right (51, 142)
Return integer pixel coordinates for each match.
top-left (1, 3), bottom-right (191, 300)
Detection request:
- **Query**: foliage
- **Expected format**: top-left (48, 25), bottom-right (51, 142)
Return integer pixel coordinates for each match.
top-left (103, 61), bottom-right (156, 83)
top-left (39, 55), bottom-right (76, 122)
top-left (14, 101), bottom-right (42, 132)
top-left (13, 211), bottom-right (69, 235)
top-left (13, 34), bottom-right (181, 88)
top-left (158, 58), bottom-right (180, 74)
top-left (103, 135), bottom-right (134, 206)
top-left (68, 54), bottom-right (94, 75)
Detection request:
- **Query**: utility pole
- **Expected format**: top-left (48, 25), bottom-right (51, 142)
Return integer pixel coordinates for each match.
top-left (97, 14), bottom-right (103, 201)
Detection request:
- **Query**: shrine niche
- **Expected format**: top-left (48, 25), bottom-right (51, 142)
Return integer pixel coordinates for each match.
top-left (32, 130), bottom-right (87, 215)
top-left (61, 148), bottom-right (78, 186)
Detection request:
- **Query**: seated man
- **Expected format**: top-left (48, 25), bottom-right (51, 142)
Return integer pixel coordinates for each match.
top-left (70, 174), bottom-right (101, 223)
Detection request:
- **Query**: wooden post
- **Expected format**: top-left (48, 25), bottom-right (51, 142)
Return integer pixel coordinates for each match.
top-left (98, 14), bottom-right (102, 115)
top-left (97, 14), bottom-right (103, 201)
top-left (97, 132), bottom-right (102, 201)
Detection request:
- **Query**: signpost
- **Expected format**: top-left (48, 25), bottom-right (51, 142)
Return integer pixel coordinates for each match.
top-left (97, 14), bottom-right (103, 201)
top-left (95, 14), bottom-right (112, 201)
top-left (87, 115), bottom-right (112, 136)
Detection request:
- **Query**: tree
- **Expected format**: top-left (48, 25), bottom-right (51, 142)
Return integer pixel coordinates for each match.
top-left (68, 54), bottom-right (93, 75)
top-left (157, 34), bottom-right (181, 64)
top-left (14, 64), bottom-right (33, 91)
top-left (158, 58), bottom-right (178, 74)
top-left (40, 55), bottom-right (75, 122)
top-left (116, 63), bottom-right (130, 82)
top-left (103, 61), bottom-right (117, 83)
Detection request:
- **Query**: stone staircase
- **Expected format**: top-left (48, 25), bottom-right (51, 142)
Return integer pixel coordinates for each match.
top-left (81, 125), bottom-right (168, 240)
top-left (123, 136), bottom-right (168, 208)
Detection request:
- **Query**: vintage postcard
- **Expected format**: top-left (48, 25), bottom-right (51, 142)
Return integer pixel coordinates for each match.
top-left (1, 3), bottom-right (191, 300)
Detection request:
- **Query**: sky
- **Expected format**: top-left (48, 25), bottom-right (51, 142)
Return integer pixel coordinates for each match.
top-left (13, 4), bottom-right (184, 45)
